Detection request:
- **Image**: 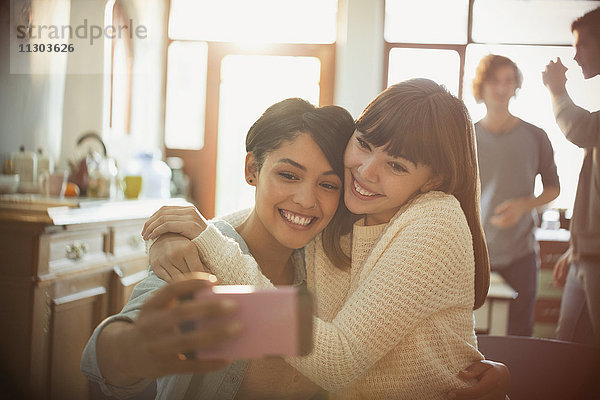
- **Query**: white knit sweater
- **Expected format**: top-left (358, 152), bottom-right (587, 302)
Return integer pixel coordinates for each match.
top-left (193, 191), bottom-right (483, 399)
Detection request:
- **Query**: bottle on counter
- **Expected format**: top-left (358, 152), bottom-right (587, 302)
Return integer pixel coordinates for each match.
top-left (125, 151), bottom-right (172, 199)
top-left (12, 146), bottom-right (38, 193)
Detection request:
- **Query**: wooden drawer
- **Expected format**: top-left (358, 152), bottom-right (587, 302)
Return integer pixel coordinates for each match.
top-left (46, 272), bottom-right (110, 400)
top-left (45, 228), bottom-right (109, 274)
top-left (110, 220), bottom-right (146, 257)
top-left (110, 257), bottom-right (150, 314)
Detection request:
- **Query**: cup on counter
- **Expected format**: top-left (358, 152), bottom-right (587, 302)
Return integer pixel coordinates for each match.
top-left (123, 175), bottom-right (143, 199)
top-left (39, 170), bottom-right (68, 197)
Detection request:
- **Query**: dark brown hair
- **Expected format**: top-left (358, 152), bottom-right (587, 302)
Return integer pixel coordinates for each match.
top-left (334, 79), bottom-right (490, 310)
top-left (572, 7), bottom-right (600, 44)
top-left (245, 98), bottom-right (355, 266)
top-left (472, 54), bottom-right (522, 103)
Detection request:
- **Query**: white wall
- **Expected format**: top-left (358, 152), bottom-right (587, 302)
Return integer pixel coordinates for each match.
top-left (0, 0), bottom-right (168, 171)
top-left (334, 0), bottom-right (385, 119)
top-left (0, 0), bottom-right (69, 164)
top-left (60, 0), bottom-right (105, 167)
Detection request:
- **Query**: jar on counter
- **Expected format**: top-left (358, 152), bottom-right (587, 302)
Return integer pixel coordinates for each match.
top-left (87, 152), bottom-right (118, 199)
top-left (12, 146), bottom-right (37, 193)
top-left (125, 152), bottom-right (172, 199)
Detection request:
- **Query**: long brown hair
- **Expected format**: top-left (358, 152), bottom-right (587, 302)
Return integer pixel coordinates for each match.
top-left (329, 79), bottom-right (490, 310)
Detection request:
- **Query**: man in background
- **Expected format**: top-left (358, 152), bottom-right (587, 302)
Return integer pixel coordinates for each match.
top-left (474, 54), bottom-right (560, 337)
top-left (542, 6), bottom-right (600, 347)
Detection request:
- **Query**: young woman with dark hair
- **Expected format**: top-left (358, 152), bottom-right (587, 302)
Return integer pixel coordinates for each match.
top-left (144, 80), bottom-right (510, 399)
top-left (81, 98), bottom-right (356, 399)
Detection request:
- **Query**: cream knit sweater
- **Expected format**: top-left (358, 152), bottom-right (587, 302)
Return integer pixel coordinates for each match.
top-left (193, 191), bottom-right (483, 399)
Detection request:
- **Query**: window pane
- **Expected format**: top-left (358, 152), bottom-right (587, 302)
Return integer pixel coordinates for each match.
top-left (169, 0), bottom-right (337, 43)
top-left (164, 42), bottom-right (208, 150)
top-left (215, 55), bottom-right (321, 217)
top-left (463, 44), bottom-right (600, 209)
top-left (388, 48), bottom-right (460, 96)
top-left (473, 0), bottom-right (599, 45)
top-left (385, 0), bottom-right (468, 44)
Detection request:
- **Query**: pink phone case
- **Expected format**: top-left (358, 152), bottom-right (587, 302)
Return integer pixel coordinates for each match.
top-left (189, 285), bottom-right (313, 359)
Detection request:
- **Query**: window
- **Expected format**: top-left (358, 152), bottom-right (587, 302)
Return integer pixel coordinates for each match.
top-left (472, 0), bottom-right (598, 45)
top-left (164, 0), bottom-right (338, 218)
top-left (215, 55), bottom-right (321, 216)
top-left (385, 0), bottom-right (600, 210)
top-left (169, 0), bottom-right (337, 44)
top-left (384, 0), bottom-right (468, 45)
top-left (384, 0), bottom-right (468, 96)
top-left (164, 42), bottom-right (208, 150)
top-left (388, 48), bottom-right (461, 96)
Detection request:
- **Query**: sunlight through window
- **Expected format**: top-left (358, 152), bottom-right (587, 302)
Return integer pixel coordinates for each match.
top-left (215, 55), bottom-right (321, 216)
top-left (388, 48), bottom-right (460, 96)
top-left (164, 42), bottom-right (208, 150)
top-left (385, 0), bottom-right (468, 44)
top-left (169, 0), bottom-right (337, 44)
top-left (472, 0), bottom-right (599, 44)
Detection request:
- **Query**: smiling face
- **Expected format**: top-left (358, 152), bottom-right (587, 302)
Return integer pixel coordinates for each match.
top-left (343, 130), bottom-right (438, 226)
top-left (573, 27), bottom-right (600, 79)
top-left (250, 133), bottom-right (342, 250)
top-left (481, 65), bottom-right (518, 109)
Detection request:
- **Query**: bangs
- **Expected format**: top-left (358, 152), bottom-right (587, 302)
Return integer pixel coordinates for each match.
top-left (355, 93), bottom-right (445, 169)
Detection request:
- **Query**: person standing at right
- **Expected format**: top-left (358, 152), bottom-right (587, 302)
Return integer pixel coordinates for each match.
top-left (543, 7), bottom-right (600, 347)
top-left (474, 54), bottom-right (560, 337)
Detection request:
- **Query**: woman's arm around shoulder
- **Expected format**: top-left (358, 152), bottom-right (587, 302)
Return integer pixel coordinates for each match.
top-left (191, 223), bottom-right (276, 287)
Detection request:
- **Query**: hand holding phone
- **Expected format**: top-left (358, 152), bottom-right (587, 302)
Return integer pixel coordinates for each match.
top-left (181, 285), bottom-right (313, 359)
top-left (100, 275), bottom-right (238, 383)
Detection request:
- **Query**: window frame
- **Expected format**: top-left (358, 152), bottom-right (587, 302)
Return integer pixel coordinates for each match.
top-left (383, 0), bottom-right (580, 96)
top-left (383, 0), bottom-right (590, 212)
top-left (162, 1), bottom-right (337, 217)
top-left (106, 0), bottom-right (133, 135)
top-left (384, 42), bottom-right (468, 98)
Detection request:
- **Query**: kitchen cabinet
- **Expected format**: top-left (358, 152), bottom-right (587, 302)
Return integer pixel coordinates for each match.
top-left (0, 197), bottom-right (186, 400)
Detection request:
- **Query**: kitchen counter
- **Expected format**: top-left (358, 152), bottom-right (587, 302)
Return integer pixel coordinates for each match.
top-left (535, 227), bottom-right (570, 243)
top-left (0, 194), bottom-right (189, 224)
top-left (0, 196), bottom-right (189, 400)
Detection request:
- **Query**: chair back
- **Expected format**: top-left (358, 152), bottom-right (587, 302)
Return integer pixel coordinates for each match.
top-left (477, 335), bottom-right (600, 400)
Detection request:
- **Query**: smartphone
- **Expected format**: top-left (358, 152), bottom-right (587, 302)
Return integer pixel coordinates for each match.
top-left (180, 285), bottom-right (313, 359)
